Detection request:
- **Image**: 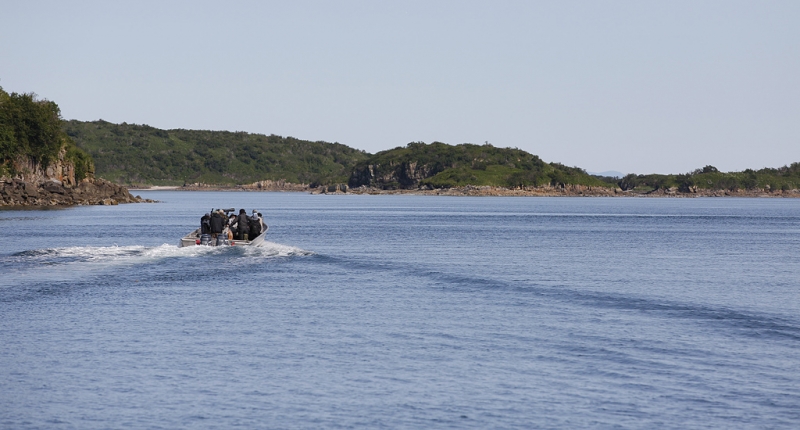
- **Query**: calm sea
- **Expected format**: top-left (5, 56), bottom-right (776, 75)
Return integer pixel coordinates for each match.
top-left (1, 192), bottom-right (799, 428)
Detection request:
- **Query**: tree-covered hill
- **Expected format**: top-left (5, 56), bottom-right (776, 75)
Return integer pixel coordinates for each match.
top-left (60, 119), bottom-right (799, 193)
top-left (1, 88), bottom-right (93, 181)
top-left (63, 120), bottom-right (369, 186)
top-left (610, 164), bottom-right (800, 193)
top-left (348, 141), bottom-right (609, 189)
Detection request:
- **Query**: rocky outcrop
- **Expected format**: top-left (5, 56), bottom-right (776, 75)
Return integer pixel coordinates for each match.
top-left (180, 180), bottom-right (310, 192)
top-left (1, 153), bottom-right (151, 207)
top-left (237, 179), bottom-right (309, 191)
top-left (312, 183), bottom-right (348, 194)
top-left (643, 186), bottom-right (800, 198)
top-left (0, 177), bottom-right (149, 207)
top-left (347, 184), bottom-right (624, 196)
top-left (10, 147), bottom-right (80, 187)
top-left (349, 162), bottom-right (443, 189)
top-left (343, 184), bottom-right (800, 197)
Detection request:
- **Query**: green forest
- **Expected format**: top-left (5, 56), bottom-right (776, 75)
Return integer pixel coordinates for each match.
top-left (3, 86), bottom-right (798, 193)
top-left (348, 141), bottom-right (608, 189)
top-left (609, 164), bottom-right (800, 193)
top-left (63, 120), bottom-right (368, 186)
top-left (0, 87), bottom-right (93, 180)
top-left (60, 120), bottom-right (800, 192)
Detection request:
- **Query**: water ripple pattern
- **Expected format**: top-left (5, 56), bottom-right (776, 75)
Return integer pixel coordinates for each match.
top-left (1, 192), bottom-right (799, 428)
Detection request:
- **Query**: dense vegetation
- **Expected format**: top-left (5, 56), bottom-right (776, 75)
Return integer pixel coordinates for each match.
top-left (11, 109), bottom-right (786, 193)
top-left (0, 87), bottom-right (93, 180)
top-left (602, 164), bottom-right (800, 193)
top-left (63, 120), bottom-right (369, 186)
top-left (348, 141), bottom-right (609, 189)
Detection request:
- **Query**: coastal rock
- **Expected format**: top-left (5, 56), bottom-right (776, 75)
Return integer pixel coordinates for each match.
top-left (349, 161), bottom-right (441, 189)
top-left (0, 177), bottom-right (150, 207)
top-left (317, 183), bottom-right (348, 194)
top-left (2, 142), bottom-right (152, 207)
top-left (183, 180), bottom-right (310, 192)
top-left (344, 184), bottom-right (800, 198)
top-left (11, 147), bottom-right (79, 187)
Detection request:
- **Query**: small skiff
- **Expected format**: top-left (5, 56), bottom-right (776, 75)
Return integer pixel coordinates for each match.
top-left (180, 208), bottom-right (268, 247)
top-left (179, 226), bottom-right (268, 247)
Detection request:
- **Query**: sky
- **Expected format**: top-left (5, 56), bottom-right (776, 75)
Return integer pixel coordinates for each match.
top-left (1, 0), bottom-right (799, 174)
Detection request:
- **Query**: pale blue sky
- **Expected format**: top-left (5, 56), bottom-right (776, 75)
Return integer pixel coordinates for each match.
top-left (2, 1), bottom-right (798, 174)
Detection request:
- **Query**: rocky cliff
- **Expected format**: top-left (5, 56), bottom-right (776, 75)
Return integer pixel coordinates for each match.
top-left (349, 161), bottom-right (441, 189)
top-left (1, 154), bottom-right (147, 207)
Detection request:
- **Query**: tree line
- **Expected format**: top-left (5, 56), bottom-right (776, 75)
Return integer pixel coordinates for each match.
top-left (610, 164), bottom-right (800, 193)
top-left (63, 120), bottom-right (369, 186)
top-left (0, 87), bottom-right (93, 180)
top-left (4, 87), bottom-right (798, 192)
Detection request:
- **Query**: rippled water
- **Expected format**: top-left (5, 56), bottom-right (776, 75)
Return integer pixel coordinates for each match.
top-left (1, 192), bottom-right (799, 428)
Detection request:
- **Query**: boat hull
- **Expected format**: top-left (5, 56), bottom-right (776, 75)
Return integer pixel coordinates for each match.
top-left (179, 227), bottom-right (268, 247)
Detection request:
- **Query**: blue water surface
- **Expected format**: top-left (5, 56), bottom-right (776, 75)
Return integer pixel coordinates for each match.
top-left (1, 192), bottom-right (799, 428)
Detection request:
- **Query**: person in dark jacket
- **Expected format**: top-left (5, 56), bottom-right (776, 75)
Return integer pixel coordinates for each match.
top-left (201, 213), bottom-right (211, 235)
top-left (210, 210), bottom-right (225, 238)
top-left (249, 212), bottom-right (262, 239)
top-left (236, 209), bottom-right (250, 241)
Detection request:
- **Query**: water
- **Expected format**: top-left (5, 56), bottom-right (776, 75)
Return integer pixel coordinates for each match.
top-left (1, 192), bottom-right (799, 428)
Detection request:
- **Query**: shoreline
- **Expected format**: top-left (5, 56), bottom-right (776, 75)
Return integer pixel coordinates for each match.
top-left (1, 178), bottom-right (156, 208)
top-left (128, 184), bottom-right (800, 198)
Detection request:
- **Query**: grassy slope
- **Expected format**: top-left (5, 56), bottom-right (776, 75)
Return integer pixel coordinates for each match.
top-left (63, 120), bottom-right (369, 186)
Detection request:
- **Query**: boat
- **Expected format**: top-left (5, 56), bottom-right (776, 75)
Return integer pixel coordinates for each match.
top-left (180, 208), bottom-right (268, 247)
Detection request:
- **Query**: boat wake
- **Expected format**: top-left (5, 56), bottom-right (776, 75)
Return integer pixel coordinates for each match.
top-left (0, 242), bottom-right (313, 291)
top-left (6, 242), bottom-right (313, 267)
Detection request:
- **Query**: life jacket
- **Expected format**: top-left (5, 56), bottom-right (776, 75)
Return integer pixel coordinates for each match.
top-left (249, 215), bottom-right (262, 236)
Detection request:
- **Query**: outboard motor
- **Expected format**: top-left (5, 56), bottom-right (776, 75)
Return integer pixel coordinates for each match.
top-left (200, 234), bottom-right (212, 246)
top-left (215, 234), bottom-right (230, 246)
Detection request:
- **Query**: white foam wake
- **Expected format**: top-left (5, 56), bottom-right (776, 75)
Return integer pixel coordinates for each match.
top-left (1, 242), bottom-right (313, 289)
top-left (13, 242), bottom-right (313, 265)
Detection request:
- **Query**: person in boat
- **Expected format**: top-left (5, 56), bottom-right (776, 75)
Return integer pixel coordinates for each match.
top-left (248, 211), bottom-right (262, 239)
top-left (258, 212), bottom-right (266, 232)
top-left (210, 209), bottom-right (226, 238)
top-left (228, 213), bottom-right (238, 239)
top-left (200, 213), bottom-right (211, 235)
top-left (236, 208), bottom-right (250, 241)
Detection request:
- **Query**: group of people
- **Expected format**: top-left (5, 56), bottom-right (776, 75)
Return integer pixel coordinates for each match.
top-left (200, 208), bottom-right (266, 241)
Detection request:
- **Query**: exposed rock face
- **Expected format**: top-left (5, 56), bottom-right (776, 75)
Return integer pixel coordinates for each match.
top-left (0, 177), bottom-right (147, 207)
top-left (314, 183), bottom-right (348, 194)
top-left (180, 180), bottom-right (310, 191)
top-left (1, 154), bottom-right (149, 207)
top-left (349, 162), bottom-right (442, 189)
top-left (11, 147), bottom-right (80, 187)
top-left (237, 179), bottom-right (309, 191)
